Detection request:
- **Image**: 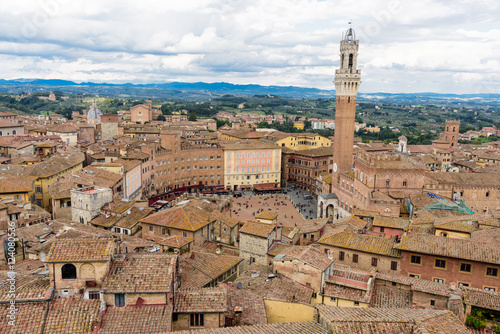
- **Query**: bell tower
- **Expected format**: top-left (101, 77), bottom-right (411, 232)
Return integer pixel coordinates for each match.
top-left (332, 27), bottom-right (361, 181)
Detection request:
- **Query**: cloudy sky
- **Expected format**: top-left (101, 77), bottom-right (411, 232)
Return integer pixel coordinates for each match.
top-left (0, 0), bottom-right (499, 94)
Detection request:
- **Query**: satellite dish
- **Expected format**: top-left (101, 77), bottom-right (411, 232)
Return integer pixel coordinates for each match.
top-left (237, 282), bottom-right (243, 289)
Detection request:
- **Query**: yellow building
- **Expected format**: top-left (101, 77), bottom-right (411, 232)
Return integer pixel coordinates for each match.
top-left (0, 175), bottom-right (37, 202)
top-left (276, 133), bottom-right (331, 151)
top-left (222, 141), bottom-right (281, 191)
top-left (30, 150), bottom-right (85, 212)
top-left (47, 124), bottom-right (79, 146)
top-left (293, 122), bottom-right (305, 130)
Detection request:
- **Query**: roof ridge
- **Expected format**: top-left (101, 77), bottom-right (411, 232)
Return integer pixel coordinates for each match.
top-left (182, 207), bottom-right (194, 230)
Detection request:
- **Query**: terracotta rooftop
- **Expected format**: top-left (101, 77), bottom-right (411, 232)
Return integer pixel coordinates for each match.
top-left (220, 283), bottom-right (267, 326)
top-left (273, 245), bottom-right (334, 271)
top-left (99, 305), bottom-right (172, 333)
top-left (0, 260), bottom-right (51, 303)
top-left (239, 221), bottom-right (277, 238)
top-left (102, 253), bottom-right (176, 293)
top-left (462, 286), bottom-right (500, 311)
top-left (300, 218), bottom-right (329, 234)
top-left (140, 200), bottom-right (214, 231)
top-left (46, 238), bottom-right (115, 263)
top-left (316, 305), bottom-right (471, 333)
top-left (179, 251), bottom-right (243, 289)
top-left (372, 216), bottom-right (410, 230)
top-left (171, 321), bottom-right (328, 333)
top-left (233, 264), bottom-right (313, 304)
top-left (318, 231), bottom-right (400, 258)
top-left (157, 235), bottom-right (194, 248)
top-left (323, 282), bottom-right (372, 304)
top-left (175, 287), bottom-right (227, 313)
top-left (255, 210), bottom-right (278, 220)
top-left (394, 232), bottom-right (500, 264)
top-left (43, 296), bottom-right (101, 333)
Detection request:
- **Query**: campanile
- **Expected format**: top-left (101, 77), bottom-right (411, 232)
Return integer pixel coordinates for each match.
top-left (332, 27), bottom-right (361, 181)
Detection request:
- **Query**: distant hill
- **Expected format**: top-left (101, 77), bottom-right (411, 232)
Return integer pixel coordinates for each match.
top-left (0, 79), bottom-right (499, 103)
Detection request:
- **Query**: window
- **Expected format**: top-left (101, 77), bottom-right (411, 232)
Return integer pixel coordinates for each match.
top-left (88, 291), bottom-right (100, 300)
top-left (354, 301), bottom-right (360, 306)
top-left (190, 313), bottom-right (204, 327)
top-left (433, 278), bottom-right (444, 284)
top-left (486, 267), bottom-right (498, 277)
top-left (409, 274), bottom-right (420, 279)
top-left (183, 232), bottom-right (187, 237)
top-left (430, 300), bottom-right (435, 306)
top-left (61, 264), bottom-right (77, 279)
top-left (440, 232), bottom-right (448, 237)
top-left (434, 259), bottom-right (446, 269)
top-left (485, 287), bottom-right (496, 292)
top-left (115, 294), bottom-right (125, 307)
top-left (410, 255), bottom-right (421, 265)
top-left (352, 254), bottom-right (358, 263)
top-left (338, 251), bottom-right (345, 261)
top-left (391, 261), bottom-right (397, 271)
top-left (149, 226), bottom-right (153, 232)
top-left (458, 282), bottom-right (469, 287)
top-left (460, 263), bottom-right (472, 273)
top-left (403, 180), bottom-right (407, 187)
top-left (35, 186), bottom-right (43, 193)
top-left (371, 257), bottom-right (378, 267)
top-left (385, 179), bottom-right (390, 187)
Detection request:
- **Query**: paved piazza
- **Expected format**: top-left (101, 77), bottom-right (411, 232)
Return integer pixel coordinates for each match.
top-left (229, 189), bottom-right (317, 229)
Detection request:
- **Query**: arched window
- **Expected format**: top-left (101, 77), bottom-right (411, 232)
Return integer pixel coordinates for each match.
top-left (61, 264), bottom-right (77, 279)
top-left (403, 180), bottom-right (407, 187)
top-left (386, 179), bottom-right (390, 187)
top-left (12, 130), bottom-right (16, 135)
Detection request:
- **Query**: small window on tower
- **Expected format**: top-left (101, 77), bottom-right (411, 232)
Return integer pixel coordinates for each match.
top-left (348, 54), bottom-right (353, 69)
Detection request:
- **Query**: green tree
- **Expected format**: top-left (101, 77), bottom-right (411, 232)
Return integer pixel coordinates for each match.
top-left (157, 114), bottom-right (166, 121)
top-left (188, 113), bottom-right (197, 121)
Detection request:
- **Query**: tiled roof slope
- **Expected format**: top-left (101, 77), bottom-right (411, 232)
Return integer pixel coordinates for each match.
top-left (102, 253), bottom-right (176, 293)
top-left (318, 231), bottom-right (400, 258)
top-left (220, 283), bottom-right (267, 326)
top-left (179, 252), bottom-right (243, 289)
top-left (462, 287), bottom-right (500, 311)
top-left (171, 321), bottom-right (328, 334)
top-left (317, 305), bottom-right (472, 334)
top-left (394, 233), bottom-right (500, 264)
top-left (274, 245), bottom-right (333, 271)
top-left (175, 288), bottom-right (227, 313)
top-left (239, 221), bottom-right (276, 238)
top-left (0, 302), bottom-right (47, 334)
top-left (99, 305), bottom-right (172, 333)
top-left (43, 296), bottom-right (101, 334)
top-left (46, 238), bottom-right (115, 263)
top-left (140, 201), bottom-right (214, 231)
top-left (233, 264), bottom-right (313, 304)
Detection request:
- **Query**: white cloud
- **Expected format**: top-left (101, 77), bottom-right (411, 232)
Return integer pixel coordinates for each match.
top-left (0, 0), bottom-right (498, 93)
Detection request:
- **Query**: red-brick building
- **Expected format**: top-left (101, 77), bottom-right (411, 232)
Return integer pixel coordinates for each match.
top-left (395, 233), bottom-right (500, 291)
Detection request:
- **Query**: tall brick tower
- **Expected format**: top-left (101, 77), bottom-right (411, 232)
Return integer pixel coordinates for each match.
top-left (332, 27), bottom-right (361, 181)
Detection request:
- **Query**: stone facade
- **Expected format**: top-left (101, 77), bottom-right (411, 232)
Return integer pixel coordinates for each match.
top-left (71, 186), bottom-right (113, 224)
top-left (101, 113), bottom-right (119, 141)
top-left (239, 226), bottom-right (281, 266)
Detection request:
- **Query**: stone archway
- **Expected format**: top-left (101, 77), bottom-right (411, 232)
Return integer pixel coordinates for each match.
top-left (80, 263), bottom-right (96, 279)
top-left (326, 204), bottom-right (335, 218)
